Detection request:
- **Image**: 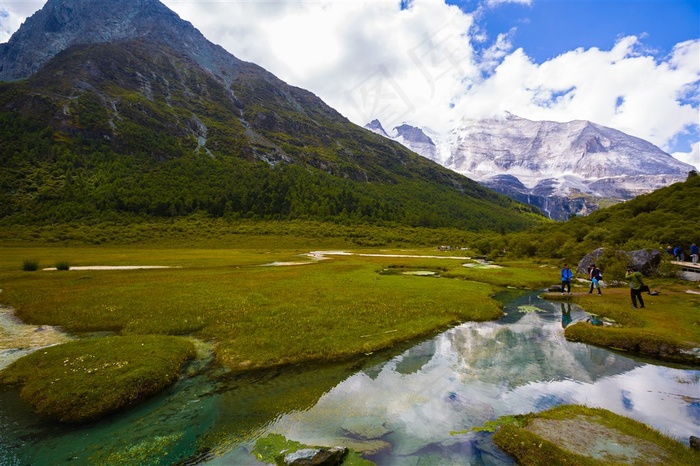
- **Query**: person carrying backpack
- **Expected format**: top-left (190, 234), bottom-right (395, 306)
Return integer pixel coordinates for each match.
top-left (588, 264), bottom-right (602, 295)
top-left (625, 267), bottom-right (645, 309)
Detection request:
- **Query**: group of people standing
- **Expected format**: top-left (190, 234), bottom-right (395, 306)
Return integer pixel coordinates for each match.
top-left (668, 243), bottom-right (699, 265)
top-left (559, 263), bottom-right (602, 295)
top-left (559, 263), bottom-right (647, 308)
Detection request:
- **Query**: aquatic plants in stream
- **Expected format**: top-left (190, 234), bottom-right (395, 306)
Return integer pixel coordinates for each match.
top-left (253, 434), bottom-right (374, 466)
top-left (0, 335), bottom-right (196, 422)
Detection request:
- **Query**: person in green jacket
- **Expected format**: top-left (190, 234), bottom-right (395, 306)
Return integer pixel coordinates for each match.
top-left (625, 267), bottom-right (645, 309)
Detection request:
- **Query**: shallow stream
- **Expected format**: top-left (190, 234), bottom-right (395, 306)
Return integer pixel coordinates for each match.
top-left (0, 291), bottom-right (698, 465)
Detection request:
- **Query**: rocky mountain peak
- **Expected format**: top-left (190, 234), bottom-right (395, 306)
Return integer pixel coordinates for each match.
top-left (369, 114), bottom-right (695, 220)
top-left (0, 0), bottom-right (546, 231)
top-left (365, 121), bottom-right (439, 162)
top-left (365, 119), bottom-right (389, 138)
top-left (0, 0), bottom-right (235, 82)
top-left (394, 124), bottom-right (435, 146)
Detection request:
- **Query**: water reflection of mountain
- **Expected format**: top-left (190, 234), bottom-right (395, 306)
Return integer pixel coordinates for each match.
top-left (394, 340), bottom-right (437, 376)
top-left (365, 292), bottom-right (642, 391)
top-left (235, 293), bottom-right (694, 465)
top-left (264, 305), bottom-right (644, 464)
top-left (446, 311), bottom-right (641, 388)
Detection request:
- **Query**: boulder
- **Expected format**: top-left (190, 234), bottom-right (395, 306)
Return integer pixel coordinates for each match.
top-left (577, 248), bottom-right (662, 276)
top-left (577, 248), bottom-right (605, 275)
top-left (313, 437), bottom-right (392, 456)
top-left (627, 249), bottom-right (662, 275)
top-left (690, 436), bottom-right (700, 451)
top-left (284, 446), bottom-right (348, 466)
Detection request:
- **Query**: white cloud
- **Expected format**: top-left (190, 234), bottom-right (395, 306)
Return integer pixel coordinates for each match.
top-left (163, 0), bottom-right (478, 134)
top-left (1, 1), bottom-right (46, 42)
top-left (672, 141), bottom-right (700, 170)
top-left (451, 36), bottom-right (700, 152)
top-left (163, 1), bottom-right (699, 151)
top-left (486, 0), bottom-right (531, 6)
top-left (2, 0), bottom-right (699, 155)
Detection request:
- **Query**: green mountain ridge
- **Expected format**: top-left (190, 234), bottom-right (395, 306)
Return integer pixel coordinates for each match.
top-left (0, 36), bottom-right (544, 230)
top-left (473, 173), bottom-right (700, 260)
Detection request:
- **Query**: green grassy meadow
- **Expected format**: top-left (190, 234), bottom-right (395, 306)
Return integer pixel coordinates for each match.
top-left (562, 281), bottom-right (700, 364)
top-left (1, 235), bottom-right (698, 425)
top-left (0, 246), bottom-right (512, 370)
top-left (0, 241), bottom-right (521, 421)
top-left (0, 335), bottom-right (195, 423)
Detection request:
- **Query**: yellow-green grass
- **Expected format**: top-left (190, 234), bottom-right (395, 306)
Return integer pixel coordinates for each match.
top-left (0, 245), bottom-right (512, 422)
top-left (0, 247), bottom-right (508, 374)
top-left (0, 245), bottom-right (314, 271)
top-left (564, 282), bottom-right (700, 365)
top-left (0, 218), bottom-right (478, 250)
top-left (0, 335), bottom-right (195, 422)
top-left (442, 259), bottom-right (558, 289)
top-left (492, 405), bottom-right (700, 465)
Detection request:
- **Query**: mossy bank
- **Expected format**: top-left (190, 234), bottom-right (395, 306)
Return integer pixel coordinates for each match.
top-left (491, 405), bottom-right (700, 465)
top-left (0, 335), bottom-right (195, 422)
top-left (549, 283), bottom-right (700, 366)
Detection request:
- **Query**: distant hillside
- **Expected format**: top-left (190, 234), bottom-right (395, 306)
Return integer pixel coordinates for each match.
top-left (471, 173), bottom-right (700, 260)
top-left (0, 0), bottom-right (544, 232)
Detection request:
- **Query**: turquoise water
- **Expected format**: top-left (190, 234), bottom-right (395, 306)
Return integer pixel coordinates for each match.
top-left (1, 292), bottom-right (698, 465)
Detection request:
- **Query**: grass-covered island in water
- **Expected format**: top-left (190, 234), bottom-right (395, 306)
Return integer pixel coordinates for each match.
top-left (0, 335), bottom-right (196, 423)
top-left (542, 281), bottom-right (700, 366)
top-left (489, 405), bottom-right (700, 465)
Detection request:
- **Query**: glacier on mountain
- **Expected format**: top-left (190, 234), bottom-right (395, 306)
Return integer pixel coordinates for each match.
top-left (366, 114), bottom-right (694, 220)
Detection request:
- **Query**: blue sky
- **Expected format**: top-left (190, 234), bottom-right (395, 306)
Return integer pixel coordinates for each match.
top-left (464, 0), bottom-right (699, 64)
top-left (455, 0), bottom-right (699, 163)
top-left (1, 0), bottom-right (698, 167)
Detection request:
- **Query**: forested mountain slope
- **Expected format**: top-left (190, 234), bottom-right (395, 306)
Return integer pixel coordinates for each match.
top-left (473, 173), bottom-right (700, 259)
top-left (0, 0), bottom-right (544, 232)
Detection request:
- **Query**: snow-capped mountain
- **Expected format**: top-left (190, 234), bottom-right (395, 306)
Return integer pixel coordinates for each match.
top-left (366, 114), bottom-right (695, 220)
top-left (366, 119), bottom-right (439, 163)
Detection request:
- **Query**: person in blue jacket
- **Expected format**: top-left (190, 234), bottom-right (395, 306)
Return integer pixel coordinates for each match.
top-left (691, 243), bottom-right (699, 265)
top-left (560, 264), bottom-right (573, 295)
top-left (673, 245), bottom-right (684, 261)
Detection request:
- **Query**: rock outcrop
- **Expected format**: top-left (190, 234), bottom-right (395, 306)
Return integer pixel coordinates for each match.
top-left (577, 248), bottom-right (662, 276)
